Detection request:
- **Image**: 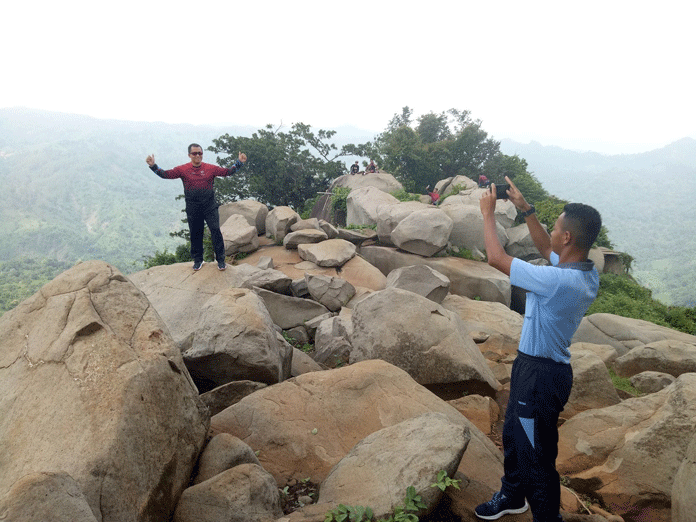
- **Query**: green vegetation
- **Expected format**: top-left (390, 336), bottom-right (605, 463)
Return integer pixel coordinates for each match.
top-left (368, 107), bottom-right (519, 193)
top-left (430, 470), bottom-right (462, 492)
top-left (0, 257), bottom-right (73, 315)
top-left (390, 189), bottom-right (421, 202)
top-left (323, 472), bottom-right (459, 522)
top-left (330, 187), bottom-right (351, 215)
top-left (608, 368), bottom-right (641, 396)
top-left (208, 123), bottom-right (369, 211)
top-left (588, 274), bottom-right (696, 335)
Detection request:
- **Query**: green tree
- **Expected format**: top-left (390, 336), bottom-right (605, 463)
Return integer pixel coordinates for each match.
top-left (208, 123), bottom-right (365, 211)
top-left (375, 107), bottom-right (505, 192)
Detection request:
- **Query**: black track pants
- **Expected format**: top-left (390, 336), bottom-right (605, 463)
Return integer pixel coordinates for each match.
top-left (187, 206), bottom-right (225, 264)
top-left (500, 351), bottom-right (572, 522)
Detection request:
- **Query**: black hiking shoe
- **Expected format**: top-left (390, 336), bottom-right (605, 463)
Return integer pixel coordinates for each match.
top-left (475, 491), bottom-right (529, 520)
top-left (192, 260), bottom-right (204, 271)
top-left (217, 260), bottom-right (226, 271)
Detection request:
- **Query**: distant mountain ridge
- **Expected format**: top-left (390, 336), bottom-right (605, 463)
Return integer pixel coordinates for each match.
top-left (500, 138), bottom-right (696, 306)
top-left (1, 108), bottom-right (693, 306)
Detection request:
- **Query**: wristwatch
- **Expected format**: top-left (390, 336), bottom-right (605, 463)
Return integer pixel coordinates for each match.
top-left (520, 204), bottom-right (536, 218)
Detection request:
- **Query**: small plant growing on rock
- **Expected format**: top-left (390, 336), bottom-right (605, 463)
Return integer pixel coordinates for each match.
top-left (430, 470), bottom-right (461, 491)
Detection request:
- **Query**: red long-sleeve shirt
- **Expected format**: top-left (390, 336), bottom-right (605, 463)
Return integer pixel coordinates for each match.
top-left (150, 160), bottom-right (242, 212)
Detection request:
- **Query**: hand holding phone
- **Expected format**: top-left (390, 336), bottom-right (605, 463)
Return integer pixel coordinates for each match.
top-left (495, 183), bottom-right (511, 200)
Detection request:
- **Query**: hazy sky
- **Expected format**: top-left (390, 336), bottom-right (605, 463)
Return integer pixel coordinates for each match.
top-left (3, 1), bottom-right (693, 154)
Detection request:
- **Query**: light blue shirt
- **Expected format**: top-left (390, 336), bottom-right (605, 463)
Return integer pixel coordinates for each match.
top-left (510, 252), bottom-right (599, 364)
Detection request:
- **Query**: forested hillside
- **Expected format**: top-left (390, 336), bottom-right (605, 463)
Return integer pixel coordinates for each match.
top-left (500, 138), bottom-right (696, 306)
top-left (0, 108), bottom-right (257, 268)
top-left (2, 107), bottom-right (694, 317)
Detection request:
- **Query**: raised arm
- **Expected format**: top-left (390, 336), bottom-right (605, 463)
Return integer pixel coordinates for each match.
top-left (480, 184), bottom-right (514, 275)
top-left (504, 176), bottom-right (552, 261)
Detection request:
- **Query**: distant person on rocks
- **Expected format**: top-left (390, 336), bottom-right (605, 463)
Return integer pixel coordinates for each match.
top-left (476, 176), bottom-right (601, 522)
top-left (145, 144), bottom-right (247, 272)
top-left (426, 185), bottom-right (440, 205)
top-left (350, 161), bottom-right (360, 175)
top-left (478, 174), bottom-right (490, 188)
top-left (365, 159), bottom-right (378, 174)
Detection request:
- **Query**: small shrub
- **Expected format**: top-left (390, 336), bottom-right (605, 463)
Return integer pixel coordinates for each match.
top-left (608, 368), bottom-right (641, 396)
top-left (390, 189), bottom-right (421, 202)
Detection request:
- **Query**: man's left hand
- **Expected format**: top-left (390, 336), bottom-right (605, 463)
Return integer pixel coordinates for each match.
top-left (238, 152), bottom-right (247, 163)
top-left (480, 183), bottom-right (498, 216)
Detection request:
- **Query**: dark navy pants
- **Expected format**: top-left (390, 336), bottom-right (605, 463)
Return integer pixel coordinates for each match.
top-left (186, 205), bottom-right (225, 264)
top-left (500, 351), bottom-right (572, 522)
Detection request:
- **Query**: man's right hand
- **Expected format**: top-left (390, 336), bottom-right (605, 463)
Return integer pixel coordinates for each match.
top-left (146, 154), bottom-right (155, 166)
top-left (504, 175), bottom-right (532, 212)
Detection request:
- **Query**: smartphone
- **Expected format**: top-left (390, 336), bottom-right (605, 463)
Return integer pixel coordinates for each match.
top-left (495, 183), bottom-right (511, 199)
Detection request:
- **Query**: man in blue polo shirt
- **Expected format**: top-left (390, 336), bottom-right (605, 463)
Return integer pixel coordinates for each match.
top-left (476, 176), bottom-right (602, 522)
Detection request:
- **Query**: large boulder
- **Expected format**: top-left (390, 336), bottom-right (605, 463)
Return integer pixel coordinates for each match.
top-left (386, 264), bottom-right (451, 304)
top-left (439, 199), bottom-right (508, 252)
top-left (441, 294), bottom-right (523, 357)
top-left (253, 287), bottom-right (330, 329)
top-left (359, 245), bottom-right (511, 306)
top-left (613, 339), bottom-right (696, 378)
top-left (128, 262), bottom-right (280, 347)
top-left (435, 175), bottom-right (478, 196)
top-left (376, 200), bottom-right (432, 246)
top-left (266, 206), bottom-right (300, 241)
top-left (558, 373), bottom-right (696, 522)
top-left (349, 288), bottom-right (500, 393)
top-left (298, 239), bottom-right (357, 267)
top-left (673, 432), bottom-right (696, 522)
top-left (572, 313), bottom-right (696, 356)
top-left (346, 186), bottom-right (400, 227)
top-left (173, 464), bottom-right (282, 522)
top-left (193, 433), bottom-right (261, 485)
top-left (219, 199), bottom-right (268, 235)
top-left (313, 315), bottom-right (353, 367)
top-left (317, 413), bottom-right (469, 519)
top-left (181, 288), bottom-right (293, 389)
top-left (304, 273), bottom-right (356, 312)
top-left (561, 349), bottom-right (621, 420)
top-left (235, 245), bottom-right (387, 293)
top-left (0, 261), bottom-right (209, 521)
top-left (220, 214), bottom-right (260, 255)
top-left (283, 229), bottom-right (328, 249)
top-left (505, 223), bottom-right (546, 259)
top-left (330, 172), bottom-right (404, 194)
top-left (390, 208), bottom-right (453, 257)
top-left (0, 472), bottom-right (98, 522)
top-left (209, 360), bottom-right (469, 485)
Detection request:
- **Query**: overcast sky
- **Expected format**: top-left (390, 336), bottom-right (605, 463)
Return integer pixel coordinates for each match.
top-left (3, 1), bottom-right (693, 154)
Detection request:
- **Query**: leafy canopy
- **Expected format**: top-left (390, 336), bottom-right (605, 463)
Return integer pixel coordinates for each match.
top-left (208, 123), bottom-right (369, 211)
top-left (371, 107), bottom-right (523, 193)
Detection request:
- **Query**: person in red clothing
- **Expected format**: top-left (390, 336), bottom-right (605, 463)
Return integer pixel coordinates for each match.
top-left (146, 144), bottom-right (247, 271)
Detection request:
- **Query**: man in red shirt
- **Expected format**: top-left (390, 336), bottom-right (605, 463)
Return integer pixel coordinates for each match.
top-left (146, 144), bottom-right (247, 271)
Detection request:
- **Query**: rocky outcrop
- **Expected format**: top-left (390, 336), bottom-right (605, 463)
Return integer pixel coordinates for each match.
top-left (390, 208), bottom-right (453, 256)
top-left (0, 261), bottom-right (208, 521)
top-left (181, 287), bottom-right (292, 389)
top-left (558, 373), bottom-right (696, 522)
top-left (349, 288), bottom-right (500, 393)
top-left (572, 313), bottom-right (696, 355)
top-left (359, 245), bottom-right (511, 306)
top-left (386, 264), bottom-right (451, 303)
top-left (266, 206), bottom-right (300, 241)
top-left (219, 200), bottom-right (269, 235)
top-left (209, 360), bottom-right (469, 485)
top-left (346, 186), bottom-right (400, 227)
top-left (220, 213), bottom-right (259, 255)
top-left (317, 413), bottom-right (469, 519)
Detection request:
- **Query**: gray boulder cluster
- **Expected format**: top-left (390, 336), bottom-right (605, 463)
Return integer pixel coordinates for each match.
top-left (1, 171), bottom-right (694, 522)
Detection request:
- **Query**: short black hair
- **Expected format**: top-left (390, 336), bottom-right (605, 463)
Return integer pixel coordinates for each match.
top-left (188, 143), bottom-right (202, 154)
top-left (562, 203), bottom-right (602, 251)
